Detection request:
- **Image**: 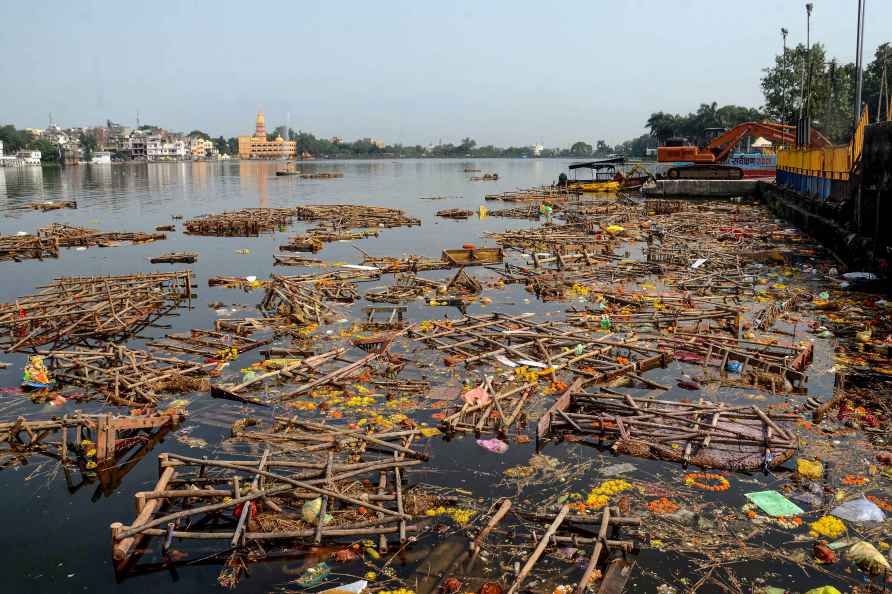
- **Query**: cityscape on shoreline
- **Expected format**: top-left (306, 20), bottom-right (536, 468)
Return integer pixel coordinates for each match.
top-left (0, 109), bottom-right (659, 168)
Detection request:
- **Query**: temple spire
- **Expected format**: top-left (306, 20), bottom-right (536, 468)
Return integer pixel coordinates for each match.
top-left (254, 111), bottom-right (266, 138)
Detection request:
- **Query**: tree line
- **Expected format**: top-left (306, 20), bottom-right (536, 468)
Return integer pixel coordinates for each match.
top-left (645, 40), bottom-right (889, 146)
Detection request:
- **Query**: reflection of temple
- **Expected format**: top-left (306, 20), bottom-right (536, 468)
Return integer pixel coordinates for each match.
top-left (237, 112), bottom-right (296, 159)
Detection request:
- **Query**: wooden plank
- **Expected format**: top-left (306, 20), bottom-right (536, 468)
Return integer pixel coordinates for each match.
top-left (506, 504), bottom-right (570, 594)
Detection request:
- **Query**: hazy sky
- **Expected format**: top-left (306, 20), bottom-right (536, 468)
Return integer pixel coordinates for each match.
top-left (2, 1), bottom-right (888, 146)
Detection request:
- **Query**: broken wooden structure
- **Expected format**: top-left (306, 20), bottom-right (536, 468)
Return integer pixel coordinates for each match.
top-left (147, 328), bottom-right (271, 360)
top-left (436, 208), bottom-right (475, 219)
top-left (184, 208), bottom-right (297, 237)
top-left (45, 345), bottom-right (217, 406)
top-left (441, 247), bottom-right (503, 267)
top-left (365, 274), bottom-right (441, 304)
top-left (0, 270), bottom-right (194, 350)
top-left (278, 235), bottom-right (323, 253)
top-left (292, 204), bottom-right (420, 229)
top-left (539, 384), bottom-right (799, 471)
top-left (438, 378), bottom-right (537, 434)
top-left (0, 410), bottom-right (182, 467)
top-left (111, 421), bottom-right (432, 570)
top-left (0, 234), bottom-right (59, 262)
top-left (27, 200), bottom-right (77, 211)
top-left (38, 223), bottom-right (166, 247)
top-left (209, 346), bottom-right (379, 406)
top-left (409, 313), bottom-right (670, 383)
top-left (567, 291), bottom-right (741, 335)
top-left (149, 252), bottom-right (197, 264)
top-left (363, 306), bottom-right (407, 330)
top-left (657, 332), bottom-right (813, 393)
top-left (272, 254), bottom-right (324, 267)
top-left (510, 504), bottom-right (642, 594)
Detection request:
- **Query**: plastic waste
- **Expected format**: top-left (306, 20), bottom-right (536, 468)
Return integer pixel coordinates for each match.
top-left (830, 496), bottom-right (886, 523)
top-left (296, 562), bottom-right (331, 588)
top-left (797, 458), bottom-right (824, 480)
top-left (598, 463), bottom-right (637, 477)
top-left (476, 438), bottom-right (508, 454)
top-left (676, 375), bottom-right (700, 391)
top-left (655, 586), bottom-right (676, 594)
top-left (319, 580), bottom-right (368, 594)
top-left (818, 291), bottom-right (830, 300)
top-left (841, 272), bottom-right (877, 281)
top-left (846, 541), bottom-right (891, 574)
top-left (302, 497), bottom-right (333, 524)
top-left (461, 385), bottom-right (490, 406)
top-left (813, 542), bottom-right (837, 564)
top-left (804, 587), bottom-right (842, 594)
top-left (725, 360), bottom-right (743, 373)
top-left (744, 490), bottom-right (804, 517)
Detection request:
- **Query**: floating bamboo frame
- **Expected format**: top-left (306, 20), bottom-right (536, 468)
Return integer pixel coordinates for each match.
top-left (539, 382), bottom-right (799, 471)
top-left (0, 270), bottom-right (193, 350)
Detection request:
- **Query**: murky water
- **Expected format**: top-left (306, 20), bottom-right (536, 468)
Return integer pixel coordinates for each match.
top-left (0, 161), bottom-right (853, 594)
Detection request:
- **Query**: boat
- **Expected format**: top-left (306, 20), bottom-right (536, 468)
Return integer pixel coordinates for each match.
top-left (441, 247), bottom-right (503, 266)
top-left (275, 162), bottom-right (300, 176)
top-left (560, 158), bottom-right (623, 192)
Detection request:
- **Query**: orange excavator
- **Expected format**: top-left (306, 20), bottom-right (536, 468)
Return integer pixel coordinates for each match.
top-left (657, 122), bottom-right (831, 179)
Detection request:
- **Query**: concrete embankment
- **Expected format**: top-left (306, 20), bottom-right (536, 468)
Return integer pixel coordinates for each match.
top-left (643, 179), bottom-right (761, 198)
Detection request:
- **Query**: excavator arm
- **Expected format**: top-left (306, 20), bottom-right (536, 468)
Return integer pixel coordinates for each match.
top-left (658, 121), bottom-right (831, 163)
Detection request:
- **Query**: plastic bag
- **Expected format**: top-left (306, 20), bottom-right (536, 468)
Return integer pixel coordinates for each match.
top-left (319, 580), bottom-right (368, 594)
top-left (302, 497), bottom-right (333, 524)
top-left (476, 438), bottom-right (508, 454)
top-left (804, 587), bottom-right (842, 594)
top-left (797, 458), bottom-right (824, 480)
top-left (846, 541), bottom-right (891, 574)
top-left (830, 496), bottom-right (886, 523)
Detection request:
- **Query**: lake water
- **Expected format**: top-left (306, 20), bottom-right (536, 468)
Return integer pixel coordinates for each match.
top-left (0, 160), bottom-right (847, 594)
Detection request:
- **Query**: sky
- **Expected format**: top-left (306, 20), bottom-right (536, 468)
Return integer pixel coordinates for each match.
top-left (1, 0), bottom-right (889, 147)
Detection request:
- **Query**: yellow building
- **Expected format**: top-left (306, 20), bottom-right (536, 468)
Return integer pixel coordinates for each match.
top-left (237, 112), bottom-right (296, 159)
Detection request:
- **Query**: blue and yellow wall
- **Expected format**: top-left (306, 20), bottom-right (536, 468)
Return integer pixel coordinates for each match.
top-left (775, 106), bottom-right (867, 200)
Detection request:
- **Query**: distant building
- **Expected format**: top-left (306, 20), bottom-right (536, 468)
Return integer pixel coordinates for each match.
top-left (359, 137), bottom-right (386, 149)
top-left (43, 125), bottom-right (69, 145)
top-left (237, 112), bottom-right (296, 159)
top-left (330, 136), bottom-right (343, 145)
top-left (532, 144), bottom-right (544, 157)
top-left (146, 135), bottom-right (186, 161)
top-left (91, 151), bottom-right (112, 164)
top-left (23, 128), bottom-right (44, 137)
top-left (190, 137), bottom-right (217, 159)
top-left (126, 134), bottom-right (148, 160)
top-left (16, 150), bottom-right (42, 165)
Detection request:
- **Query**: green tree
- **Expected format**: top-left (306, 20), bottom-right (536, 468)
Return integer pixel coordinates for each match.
top-left (646, 112), bottom-right (681, 142)
top-left (81, 131), bottom-right (98, 162)
top-left (458, 137), bottom-right (476, 154)
top-left (213, 136), bottom-right (227, 154)
top-left (862, 42), bottom-right (891, 122)
top-left (188, 130), bottom-right (211, 140)
top-left (0, 125), bottom-right (32, 153)
top-left (226, 137), bottom-right (238, 155)
top-left (594, 140), bottom-right (611, 156)
top-left (29, 138), bottom-right (60, 163)
top-left (569, 141), bottom-right (592, 157)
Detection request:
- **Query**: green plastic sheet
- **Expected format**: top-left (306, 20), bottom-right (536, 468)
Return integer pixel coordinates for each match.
top-left (745, 490), bottom-right (804, 517)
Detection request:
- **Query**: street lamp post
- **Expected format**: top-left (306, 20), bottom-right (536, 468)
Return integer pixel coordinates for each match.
top-left (781, 27), bottom-right (789, 127)
top-left (853, 0), bottom-right (866, 129)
